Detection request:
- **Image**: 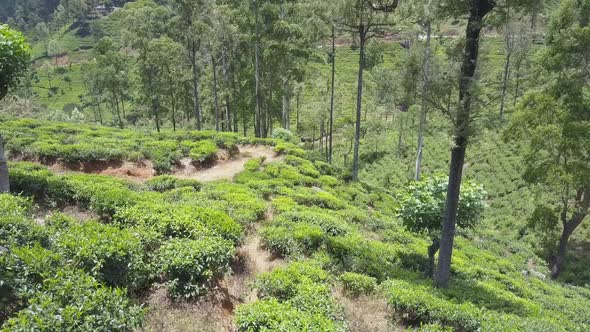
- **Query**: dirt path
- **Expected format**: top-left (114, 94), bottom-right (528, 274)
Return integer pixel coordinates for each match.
top-left (174, 145), bottom-right (282, 182)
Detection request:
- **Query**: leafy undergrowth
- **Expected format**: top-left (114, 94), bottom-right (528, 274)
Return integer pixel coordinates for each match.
top-left (2, 130), bottom-right (590, 330)
top-left (0, 118), bottom-right (304, 174)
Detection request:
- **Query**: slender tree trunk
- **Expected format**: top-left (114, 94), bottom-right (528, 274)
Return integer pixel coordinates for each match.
top-left (329, 25), bottom-right (336, 164)
top-left (254, 1), bottom-right (262, 138)
top-left (221, 44), bottom-right (232, 132)
top-left (120, 97), bottom-right (126, 120)
top-left (0, 136), bottom-right (10, 193)
top-left (352, 27), bottom-right (367, 181)
top-left (296, 91), bottom-right (301, 132)
top-left (500, 51), bottom-right (511, 120)
top-left (172, 95), bottom-right (177, 131)
top-left (500, 13), bottom-right (512, 121)
top-left (415, 21), bottom-right (431, 181)
top-left (436, 0), bottom-right (494, 288)
top-left (113, 94), bottom-right (123, 129)
top-left (427, 238), bottom-right (440, 278)
top-left (191, 41), bottom-right (202, 130)
top-left (282, 78), bottom-right (290, 130)
top-left (211, 51), bottom-right (220, 132)
top-left (96, 97), bottom-right (103, 126)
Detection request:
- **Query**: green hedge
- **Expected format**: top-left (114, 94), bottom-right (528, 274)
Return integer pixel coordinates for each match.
top-left (1, 269), bottom-right (144, 332)
top-left (155, 237), bottom-right (234, 299)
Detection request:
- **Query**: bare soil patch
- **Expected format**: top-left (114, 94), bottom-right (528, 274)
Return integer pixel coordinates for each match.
top-left (172, 145), bottom-right (282, 182)
top-left (334, 289), bottom-right (400, 332)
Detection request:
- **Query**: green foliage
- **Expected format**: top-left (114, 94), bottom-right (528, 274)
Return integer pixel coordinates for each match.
top-left (272, 129), bottom-right (296, 143)
top-left (52, 221), bottom-right (148, 290)
top-left (155, 237), bottom-right (234, 299)
top-left (396, 175), bottom-right (486, 236)
top-left (0, 119), bottom-right (270, 173)
top-left (144, 175), bottom-right (201, 192)
top-left (0, 24), bottom-right (30, 99)
top-left (0, 194), bottom-right (48, 247)
top-left (236, 261), bottom-right (343, 331)
top-left (1, 269), bottom-right (144, 332)
top-left (188, 140), bottom-right (218, 163)
top-left (339, 272), bottom-right (377, 297)
top-left (114, 202), bottom-right (242, 242)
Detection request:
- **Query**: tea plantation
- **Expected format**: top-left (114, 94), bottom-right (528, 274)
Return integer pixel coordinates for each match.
top-left (1, 120), bottom-right (589, 331)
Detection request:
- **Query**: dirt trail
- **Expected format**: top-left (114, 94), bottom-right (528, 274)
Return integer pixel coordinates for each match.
top-left (174, 145), bottom-right (282, 182)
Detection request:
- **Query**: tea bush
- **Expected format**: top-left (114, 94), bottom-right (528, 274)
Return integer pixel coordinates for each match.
top-left (236, 261), bottom-right (344, 331)
top-left (235, 299), bottom-right (342, 332)
top-left (52, 221), bottom-right (148, 290)
top-left (0, 194), bottom-right (48, 247)
top-left (188, 140), bottom-right (218, 163)
top-left (339, 272), bottom-right (377, 297)
top-left (0, 119), bottom-right (278, 174)
top-left (114, 202), bottom-right (242, 242)
top-left (144, 175), bottom-right (201, 192)
top-left (1, 269), bottom-right (144, 332)
top-left (155, 237), bottom-right (234, 299)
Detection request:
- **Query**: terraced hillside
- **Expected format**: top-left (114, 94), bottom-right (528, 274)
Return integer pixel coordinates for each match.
top-left (1, 119), bottom-right (589, 331)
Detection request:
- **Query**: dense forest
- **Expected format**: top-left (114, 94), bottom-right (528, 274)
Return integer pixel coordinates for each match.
top-left (1, 0), bottom-right (589, 331)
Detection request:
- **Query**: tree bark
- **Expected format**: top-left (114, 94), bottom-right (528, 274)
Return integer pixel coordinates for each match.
top-left (427, 238), bottom-right (440, 278)
top-left (254, 0), bottom-right (263, 138)
top-left (415, 21), bottom-right (431, 181)
top-left (191, 41), bottom-right (202, 130)
top-left (435, 0), bottom-right (495, 288)
top-left (282, 78), bottom-right (290, 130)
top-left (329, 25), bottom-right (336, 164)
top-left (552, 188), bottom-right (590, 278)
top-left (500, 51), bottom-right (511, 120)
top-left (500, 12), bottom-right (512, 121)
top-left (211, 50), bottom-right (220, 132)
top-left (0, 136), bottom-right (10, 193)
top-left (352, 27), bottom-right (367, 181)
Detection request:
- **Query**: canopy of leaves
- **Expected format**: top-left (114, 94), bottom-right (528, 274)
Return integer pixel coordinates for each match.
top-left (396, 175), bottom-right (486, 236)
top-left (0, 24), bottom-right (30, 100)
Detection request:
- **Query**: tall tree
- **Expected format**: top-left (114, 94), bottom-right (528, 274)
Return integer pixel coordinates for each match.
top-left (333, 0), bottom-right (399, 181)
top-left (0, 24), bottom-right (30, 192)
top-left (508, 0), bottom-right (590, 279)
top-left (170, 0), bottom-right (210, 130)
top-left (435, 0), bottom-right (497, 288)
top-left (435, 0), bottom-right (535, 287)
top-left (92, 37), bottom-right (129, 128)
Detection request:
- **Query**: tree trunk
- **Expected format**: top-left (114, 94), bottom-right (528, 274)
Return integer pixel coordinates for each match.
top-left (436, 0), bottom-right (495, 288)
top-left (415, 21), bottom-right (431, 181)
top-left (552, 189), bottom-right (590, 278)
top-left (171, 95), bottom-right (177, 131)
top-left (552, 226), bottom-right (573, 279)
top-left (500, 12), bottom-right (512, 121)
top-left (96, 97), bottom-right (103, 126)
top-left (254, 1), bottom-right (262, 138)
top-left (329, 25), bottom-right (336, 164)
top-left (427, 238), bottom-right (440, 278)
top-left (282, 78), bottom-right (290, 130)
top-left (500, 51), bottom-right (511, 120)
top-left (191, 41), bottom-right (202, 130)
top-left (0, 136), bottom-right (10, 193)
top-left (352, 27), bottom-right (367, 181)
top-left (211, 51), bottom-right (220, 132)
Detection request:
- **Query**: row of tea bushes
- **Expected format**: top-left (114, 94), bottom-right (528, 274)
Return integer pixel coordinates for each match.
top-left (0, 118), bottom-right (301, 173)
top-left (0, 194), bottom-right (143, 331)
top-left (235, 261), bottom-right (346, 331)
top-left (229, 151), bottom-right (590, 331)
